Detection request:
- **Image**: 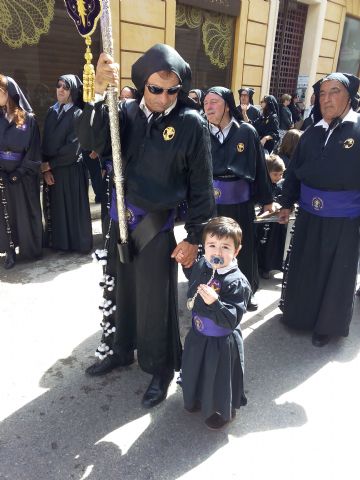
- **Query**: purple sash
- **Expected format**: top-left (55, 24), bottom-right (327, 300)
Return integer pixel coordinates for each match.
top-left (213, 178), bottom-right (250, 205)
top-left (110, 189), bottom-right (175, 232)
top-left (0, 151), bottom-right (23, 162)
top-left (192, 313), bottom-right (233, 337)
top-left (299, 183), bottom-right (360, 218)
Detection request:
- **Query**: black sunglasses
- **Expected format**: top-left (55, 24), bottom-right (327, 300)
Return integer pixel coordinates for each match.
top-left (57, 82), bottom-right (70, 91)
top-left (145, 84), bottom-right (181, 95)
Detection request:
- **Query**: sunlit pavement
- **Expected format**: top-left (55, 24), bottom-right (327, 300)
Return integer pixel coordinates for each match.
top-left (0, 222), bottom-right (359, 480)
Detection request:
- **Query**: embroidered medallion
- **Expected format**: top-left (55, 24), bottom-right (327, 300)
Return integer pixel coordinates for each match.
top-left (213, 187), bottom-right (221, 200)
top-left (125, 208), bottom-right (135, 225)
top-left (193, 315), bottom-right (204, 332)
top-left (163, 126), bottom-right (175, 141)
top-left (209, 278), bottom-right (221, 293)
top-left (312, 196), bottom-right (324, 211)
top-left (343, 138), bottom-right (355, 149)
top-left (237, 142), bottom-right (245, 153)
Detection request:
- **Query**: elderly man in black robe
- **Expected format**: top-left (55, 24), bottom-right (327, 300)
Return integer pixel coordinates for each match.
top-left (77, 44), bottom-right (214, 408)
top-left (279, 73), bottom-right (360, 347)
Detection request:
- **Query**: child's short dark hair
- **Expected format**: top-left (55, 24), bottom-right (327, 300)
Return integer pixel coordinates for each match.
top-left (266, 154), bottom-right (285, 173)
top-left (202, 216), bottom-right (242, 250)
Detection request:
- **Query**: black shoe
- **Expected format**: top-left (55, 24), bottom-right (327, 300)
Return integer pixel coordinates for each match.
top-left (4, 249), bottom-right (16, 270)
top-left (205, 413), bottom-right (228, 430)
top-left (312, 333), bottom-right (331, 347)
top-left (247, 295), bottom-right (258, 311)
top-left (356, 288), bottom-right (360, 297)
top-left (85, 352), bottom-right (134, 376)
top-left (141, 371), bottom-right (174, 408)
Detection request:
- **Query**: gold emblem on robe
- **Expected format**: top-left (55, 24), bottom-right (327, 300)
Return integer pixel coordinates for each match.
top-left (312, 197), bottom-right (324, 211)
top-left (163, 126), bottom-right (175, 141)
top-left (237, 142), bottom-right (245, 153)
top-left (343, 138), bottom-right (355, 149)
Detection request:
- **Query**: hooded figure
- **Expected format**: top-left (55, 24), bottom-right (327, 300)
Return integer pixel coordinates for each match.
top-left (203, 85), bottom-right (273, 311)
top-left (57, 74), bottom-right (84, 109)
top-left (0, 74), bottom-right (43, 268)
top-left (132, 43), bottom-right (195, 109)
top-left (237, 87), bottom-right (261, 125)
top-left (312, 72), bottom-right (360, 124)
top-left (188, 88), bottom-right (205, 112)
top-left (76, 44), bottom-right (214, 411)
top-left (41, 73), bottom-right (92, 253)
top-left (279, 72), bottom-right (360, 347)
top-left (5, 76), bottom-right (33, 113)
top-left (253, 94), bottom-right (280, 153)
top-left (238, 87), bottom-right (255, 105)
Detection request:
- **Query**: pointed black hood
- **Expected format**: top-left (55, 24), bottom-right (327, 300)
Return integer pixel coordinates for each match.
top-left (6, 76), bottom-right (32, 113)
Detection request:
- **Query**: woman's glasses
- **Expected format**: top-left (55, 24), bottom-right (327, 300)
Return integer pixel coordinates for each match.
top-left (145, 84), bottom-right (181, 95)
top-left (57, 82), bottom-right (70, 91)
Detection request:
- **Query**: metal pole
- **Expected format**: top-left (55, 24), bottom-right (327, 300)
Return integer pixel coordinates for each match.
top-left (100, 0), bottom-right (128, 245)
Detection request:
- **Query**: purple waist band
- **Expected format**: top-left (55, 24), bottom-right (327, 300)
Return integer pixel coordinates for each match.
top-left (0, 151), bottom-right (23, 162)
top-left (213, 178), bottom-right (250, 205)
top-left (110, 189), bottom-right (175, 232)
top-left (192, 313), bottom-right (233, 337)
top-left (299, 183), bottom-right (360, 219)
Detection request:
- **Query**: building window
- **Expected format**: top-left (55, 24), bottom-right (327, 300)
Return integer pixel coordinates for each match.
top-left (270, 0), bottom-right (308, 99)
top-left (337, 16), bottom-right (360, 76)
top-left (175, 4), bottom-right (235, 90)
top-left (0, 0), bottom-right (100, 130)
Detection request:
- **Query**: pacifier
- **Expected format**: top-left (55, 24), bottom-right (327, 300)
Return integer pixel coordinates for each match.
top-left (210, 255), bottom-right (224, 266)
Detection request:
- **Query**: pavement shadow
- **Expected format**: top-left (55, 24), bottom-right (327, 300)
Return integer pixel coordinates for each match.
top-left (1, 290), bottom-right (359, 480)
top-left (0, 233), bottom-right (103, 285)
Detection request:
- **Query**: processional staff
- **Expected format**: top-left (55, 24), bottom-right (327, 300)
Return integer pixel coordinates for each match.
top-left (64, 0), bottom-right (131, 262)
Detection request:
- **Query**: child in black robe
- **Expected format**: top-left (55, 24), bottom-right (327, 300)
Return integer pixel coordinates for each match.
top-left (257, 155), bottom-right (286, 278)
top-left (181, 217), bottom-right (251, 430)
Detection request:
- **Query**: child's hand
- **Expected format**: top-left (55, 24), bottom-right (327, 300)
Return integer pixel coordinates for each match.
top-left (197, 284), bottom-right (218, 305)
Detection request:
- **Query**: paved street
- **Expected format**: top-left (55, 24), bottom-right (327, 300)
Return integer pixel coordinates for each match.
top-left (0, 220), bottom-right (359, 480)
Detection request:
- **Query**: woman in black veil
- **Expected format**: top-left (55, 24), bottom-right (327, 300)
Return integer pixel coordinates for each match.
top-left (0, 74), bottom-right (43, 269)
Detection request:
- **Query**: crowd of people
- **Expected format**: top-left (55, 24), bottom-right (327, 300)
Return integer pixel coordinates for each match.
top-left (1, 42), bottom-right (360, 430)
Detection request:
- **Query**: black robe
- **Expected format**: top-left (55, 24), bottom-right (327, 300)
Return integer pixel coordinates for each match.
top-left (210, 122), bottom-right (273, 293)
top-left (77, 99), bottom-right (215, 374)
top-left (0, 113), bottom-right (42, 258)
top-left (236, 104), bottom-right (261, 124)
top-left (253, 113), bottom-right (280, 154)
top-left (182, 257), bottom-right (251, 421)
top-left (42, 105), bottom-right (92, 253)
top-left (280, 113), bottom-right (360, 336)
top-left (257, 180), bottom-right (286, 273)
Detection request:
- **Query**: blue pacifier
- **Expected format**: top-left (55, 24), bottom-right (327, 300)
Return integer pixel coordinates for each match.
top-left (210, 255), bottom-right (224, 266)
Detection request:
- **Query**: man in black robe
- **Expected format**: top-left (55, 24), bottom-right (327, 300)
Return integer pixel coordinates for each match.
top-left (279, 73), bottom-right (360, 347)
top-left (77, 44), bottom-right (214, 408)
top-left (203, 87), bottom-right (273, 310)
